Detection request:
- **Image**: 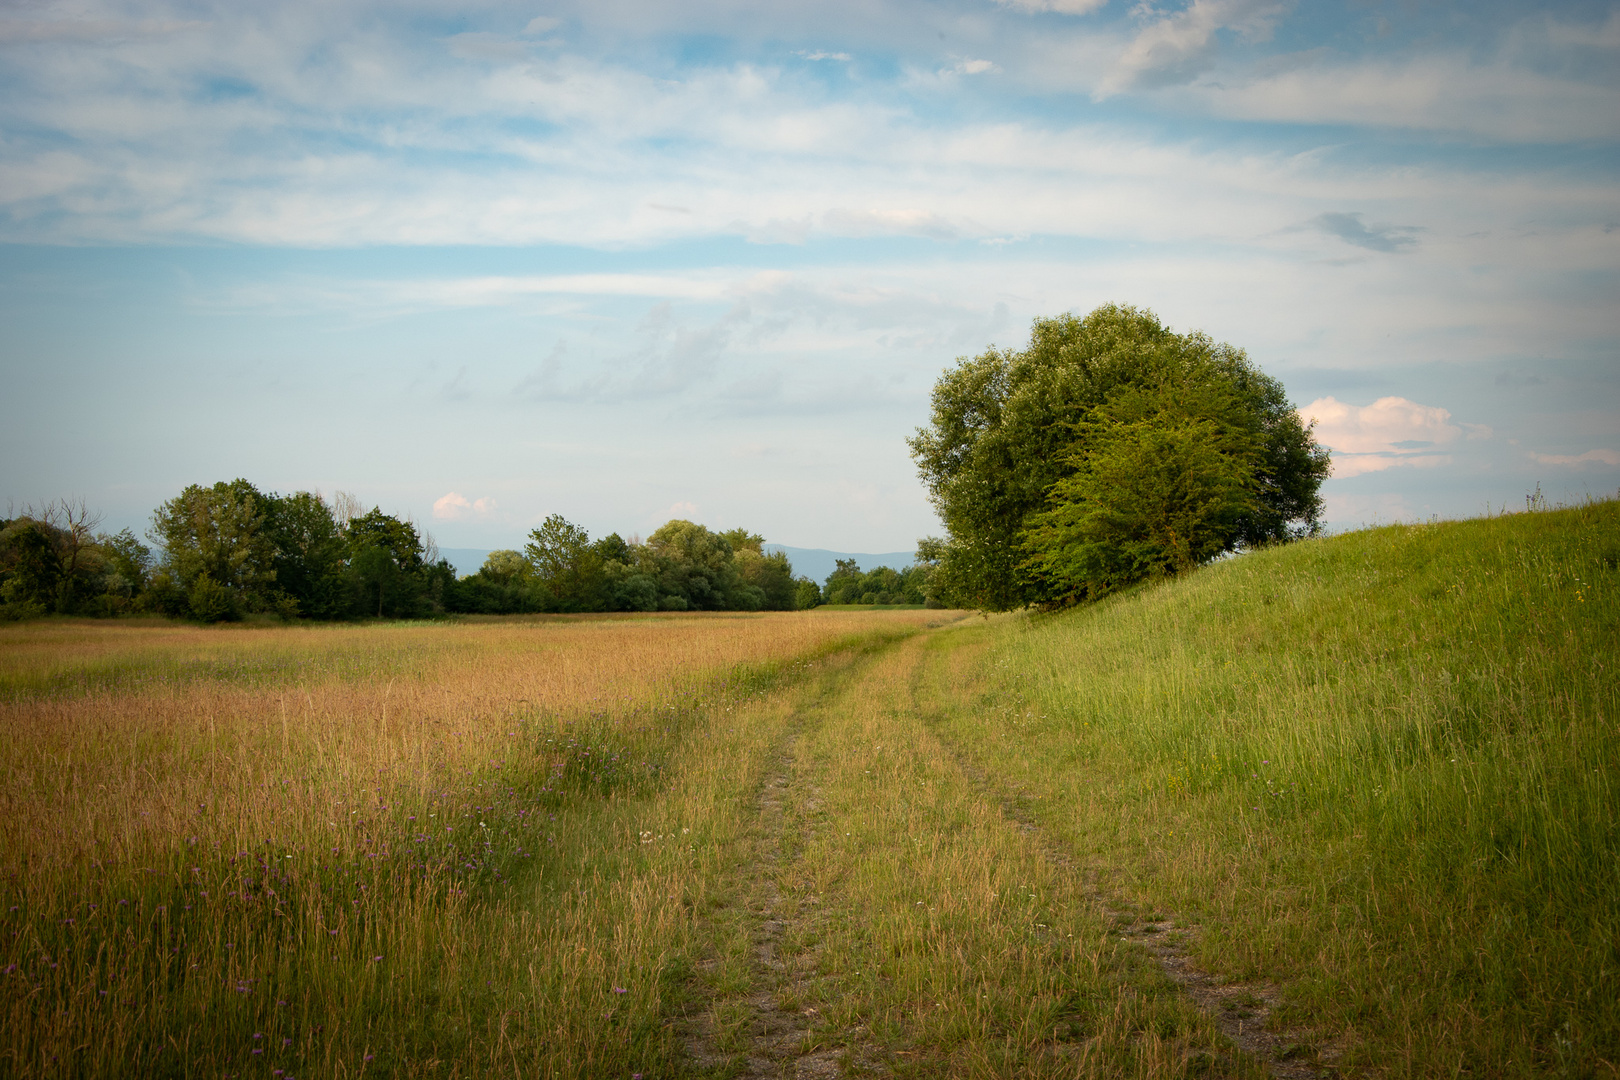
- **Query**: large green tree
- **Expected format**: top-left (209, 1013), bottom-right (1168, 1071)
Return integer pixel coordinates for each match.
top-left (639, 520), bottom-right (738, 611)
top-left (345, 507), bottom-right (431, 618)
top-left (524, 514), bottom-right (608, 612)
top-left (149, 480), bottom-right (277, 619)
top-left (909, 304), bottom-right (1329, 609)
top-left (262, 491), bottom-right (347, 619)
top-left (723, 528), bottom-right (796, 611)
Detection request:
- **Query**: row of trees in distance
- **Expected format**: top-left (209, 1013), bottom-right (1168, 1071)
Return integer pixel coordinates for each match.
top-left (458, 516), bottom-right (802, 615)
top-left (1, 486), bottom-right (935, 622)
top-left (820, 559), bottom-right (933, 606)
top-left (2, 486), bottom-right (464, 622)
top-left (447, 529), bottom-right (938, 613)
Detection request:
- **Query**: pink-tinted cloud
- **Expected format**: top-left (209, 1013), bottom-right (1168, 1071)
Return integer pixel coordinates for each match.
top-left (433, 492), bottom-right (498, 520)
top-left (1301, 396), bottom-right (1469, 478)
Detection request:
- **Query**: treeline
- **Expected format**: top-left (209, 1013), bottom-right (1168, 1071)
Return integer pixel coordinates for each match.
top-left (0, 483), bottom-right (821, 622)
top-left (458, 516), bottom-right (803, 614)
top-left (818, 558), bottom-right (935, 606)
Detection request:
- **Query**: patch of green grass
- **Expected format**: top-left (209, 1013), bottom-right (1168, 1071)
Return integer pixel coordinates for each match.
top-left (939, 499), bottom-right (1619, 1075)
top-left (715, 636), bottom-right (1267, 1078)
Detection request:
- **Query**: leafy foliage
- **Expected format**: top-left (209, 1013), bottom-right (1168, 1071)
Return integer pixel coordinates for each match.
top-left (1022, 382), bottom-right (1262, 602)
top-left (909, 304), bottom-right (1329, 609)
top-left (7, 485), bottom-right (809, 622)
top-left (1, 501), bottom-right (141, 619)
top-left (524, 514), bottom-right (608, 612)
top-left (819, 557), bottom-right (935, 606)
top-left (149, 481), bottom-right (277, 615)
top-left (443, 518), bottom-right (809, 615)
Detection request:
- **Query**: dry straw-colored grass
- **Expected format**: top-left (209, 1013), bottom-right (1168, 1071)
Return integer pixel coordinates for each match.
top-left (1, 613), bottom-right (936, 864)
top-left (0, 610), bottom-right (942, 1078)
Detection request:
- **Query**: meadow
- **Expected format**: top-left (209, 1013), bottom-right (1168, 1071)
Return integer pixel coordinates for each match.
top-left (940, 497), bottom-right (1620, 1076)
top-left (2, 498), bottom-right (1615, 1078)
top-left (0, 611), bottom-right (946, 1077)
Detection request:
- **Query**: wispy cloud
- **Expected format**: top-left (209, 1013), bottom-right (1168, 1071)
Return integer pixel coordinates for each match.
top-left (1097, 0), bottom-right (1291, 96)
top-left (1305, 212), bottom-right (1421, 254)
top-left (1528, 449), bottom-right (1620, 468)
top-left (1177, 54), bottom-right (1620, 140)
top-left (993, 0), bottom-right (1109, 14)
top-left (0, 17), bottom-right (207, 42)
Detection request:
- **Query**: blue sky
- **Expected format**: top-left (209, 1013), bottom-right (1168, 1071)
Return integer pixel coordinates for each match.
top-left (2, 0), bottom-right (1617, 553)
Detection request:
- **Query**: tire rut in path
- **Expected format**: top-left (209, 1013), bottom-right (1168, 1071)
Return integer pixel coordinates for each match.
top-left (920, 712), bottom-right (1335, 1079)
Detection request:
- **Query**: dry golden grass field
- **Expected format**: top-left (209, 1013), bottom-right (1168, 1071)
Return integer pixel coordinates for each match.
top-left (0, 611), bottom-right (950, 1078)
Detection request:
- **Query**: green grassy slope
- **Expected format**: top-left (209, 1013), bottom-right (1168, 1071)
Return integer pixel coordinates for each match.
top-left (943, 499), bottom-right (1619, 1076)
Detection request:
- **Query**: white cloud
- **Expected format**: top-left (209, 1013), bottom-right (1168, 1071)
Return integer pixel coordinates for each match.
top-left (447, 32), bottom-right (532, 64)
top-left (799, 50), bottom-right (852, 61)
top-left (1097, 0), bottom-right (1290, 97)
top-left (820, 207), bottom-right (968, 240)
top-left (667, 500), bottom-right (698, 518)
top-left (433, 492), bottom-right (498, 520)
top-left (0, 14), bottom-right (1612, 264)
top-left (1302, 396), bottom-right (1469, 478)
top-left (1528, 449), bottom-right (1620, 468)
top-left (0, 18), bottom-right (207, 43)
top-left (1178, 54), bottom-right (1620, 141)
top-left (1326, 453), bottom-right (1454, 480)
top-left (1303, 396), bottom-right (1462, 454)
top-left (993, 0), bottom-right (1109, 13)
top-left (433, 492), bottom-right (471, 519)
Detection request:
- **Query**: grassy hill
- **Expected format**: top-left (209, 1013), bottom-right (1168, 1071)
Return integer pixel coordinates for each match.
top-left (943, 497), bottom-right (1618, 1074)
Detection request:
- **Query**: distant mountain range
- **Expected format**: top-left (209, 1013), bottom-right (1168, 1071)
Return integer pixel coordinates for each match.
top-left (762, 546), bottom-right (914, 584)
top-left (436, 545), bottom-right (914, 584)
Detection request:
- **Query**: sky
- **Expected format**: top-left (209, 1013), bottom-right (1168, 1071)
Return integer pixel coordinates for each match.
top-left (1, 0), bottom-right (1617, 554)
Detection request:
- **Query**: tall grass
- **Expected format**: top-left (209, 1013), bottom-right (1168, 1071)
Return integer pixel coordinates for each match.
top-left (733, 633), bottom-right (1260, 1078)
top-left (8, 498), bottom-right (1615, 1079)
top-left (0, 610), bottom-right (943, 1078)
top-left (947, 499), bottom-right (1619, 1075)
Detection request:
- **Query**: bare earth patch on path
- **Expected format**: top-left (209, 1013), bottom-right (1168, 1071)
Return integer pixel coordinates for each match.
top-left (682, 705), bottom-right (884, 1079)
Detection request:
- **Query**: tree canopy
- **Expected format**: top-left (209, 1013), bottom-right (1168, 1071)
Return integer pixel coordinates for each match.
top-left (819, 557), bottom-right (935, 606)
top-left (909, 304), bottom-right (1330, 609)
